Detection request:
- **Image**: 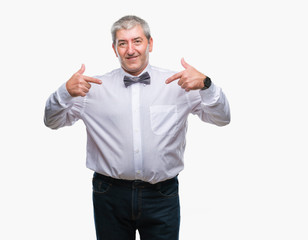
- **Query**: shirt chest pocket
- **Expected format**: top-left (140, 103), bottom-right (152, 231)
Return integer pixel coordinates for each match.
top-left (150, 105), bottom-right (178, 136)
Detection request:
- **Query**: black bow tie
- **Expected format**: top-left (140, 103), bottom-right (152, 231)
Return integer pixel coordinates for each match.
top-left (123, 72), bottom-right (151, 87)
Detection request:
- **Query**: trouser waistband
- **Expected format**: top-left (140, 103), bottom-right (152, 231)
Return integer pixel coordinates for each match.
top-left (93, 172), bottom-right (178, 189)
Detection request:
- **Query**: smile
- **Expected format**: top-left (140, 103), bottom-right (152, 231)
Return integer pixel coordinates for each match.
top-left (126, 56), bottom-right (139, 60)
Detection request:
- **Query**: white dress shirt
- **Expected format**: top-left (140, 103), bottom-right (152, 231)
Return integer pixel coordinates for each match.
top-left (44, 64), bottom-right (230, 183)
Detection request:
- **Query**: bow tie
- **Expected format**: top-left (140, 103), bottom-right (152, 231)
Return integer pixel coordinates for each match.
top-left (123, 72), bottom-right (151, 87)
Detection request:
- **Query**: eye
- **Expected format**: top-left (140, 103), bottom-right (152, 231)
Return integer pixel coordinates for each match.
top-left (118, 42), bottom-right (127, 47)
top-left (134, 39), bottom-right (142, 45)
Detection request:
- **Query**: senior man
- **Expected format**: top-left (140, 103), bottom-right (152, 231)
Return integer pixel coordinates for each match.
top-left (44, 15), bottom-right (230, 240)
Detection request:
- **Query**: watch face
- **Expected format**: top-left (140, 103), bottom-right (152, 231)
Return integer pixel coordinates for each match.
top-left (204, 77), bottom-right (211, 88)
top-left (201, 77), bottom-right (211, 90)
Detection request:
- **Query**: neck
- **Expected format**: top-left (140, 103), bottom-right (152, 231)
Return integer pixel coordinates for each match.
top-left (123, 62), bottom-right (149, 76)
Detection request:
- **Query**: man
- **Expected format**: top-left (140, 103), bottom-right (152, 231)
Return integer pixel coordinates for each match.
top-left (44, 15), bottom-right (230, 240)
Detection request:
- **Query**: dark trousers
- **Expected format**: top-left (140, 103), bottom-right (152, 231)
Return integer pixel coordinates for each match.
top-left (92, 172), bottom-right (180, 240)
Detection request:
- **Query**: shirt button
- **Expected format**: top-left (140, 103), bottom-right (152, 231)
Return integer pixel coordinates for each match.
top-left (135, 149), bottom-right (139, 153)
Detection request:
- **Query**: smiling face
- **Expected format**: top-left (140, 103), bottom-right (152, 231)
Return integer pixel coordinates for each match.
top-left (112, 24), bottom-right (153, 76)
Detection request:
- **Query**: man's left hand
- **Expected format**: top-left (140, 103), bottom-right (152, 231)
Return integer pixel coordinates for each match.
top-left (165, 58), bottom-right (206, 92)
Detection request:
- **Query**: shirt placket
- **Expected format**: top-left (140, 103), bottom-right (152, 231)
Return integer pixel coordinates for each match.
top-left (131, 83), bottom-right (143, 180)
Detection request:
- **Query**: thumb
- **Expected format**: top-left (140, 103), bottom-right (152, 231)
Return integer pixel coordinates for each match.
top-left (77, 64), bottom-right (85, 74)
top-left (181, 58), bottom-right (190, 69)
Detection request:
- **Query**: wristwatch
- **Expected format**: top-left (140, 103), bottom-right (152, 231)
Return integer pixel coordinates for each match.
top-left (201, 76), bottom-right (212, 90)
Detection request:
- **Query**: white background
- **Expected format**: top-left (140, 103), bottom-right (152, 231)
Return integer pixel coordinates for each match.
top-left (1, 0), bottom-right (307, 239)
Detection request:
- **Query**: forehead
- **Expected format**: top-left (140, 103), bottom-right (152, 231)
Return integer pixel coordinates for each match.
top-left (115, 25), bottom-right (146, 41)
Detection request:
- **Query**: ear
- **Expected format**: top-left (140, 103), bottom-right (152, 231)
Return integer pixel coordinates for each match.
top-left (148, 37), bottom-right (153, 52)
top-left (112, 43), bottom-right (118, 57)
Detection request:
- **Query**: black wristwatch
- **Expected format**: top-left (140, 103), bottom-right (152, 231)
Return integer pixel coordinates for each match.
top-left (201, 76), bottom-right (212, 90)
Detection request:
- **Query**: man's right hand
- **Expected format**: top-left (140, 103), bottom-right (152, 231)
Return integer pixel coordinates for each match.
top-left (66, 64), bottom-right (102, 97)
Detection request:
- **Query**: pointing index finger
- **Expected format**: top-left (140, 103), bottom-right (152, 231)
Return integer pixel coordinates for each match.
top-left (165, 71), bottom-right (184, 84)
top-left (84, 75), bottom-right (102, 84)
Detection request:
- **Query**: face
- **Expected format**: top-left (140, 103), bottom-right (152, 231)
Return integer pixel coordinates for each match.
top-left (112, 25), bottom-right (153, 76)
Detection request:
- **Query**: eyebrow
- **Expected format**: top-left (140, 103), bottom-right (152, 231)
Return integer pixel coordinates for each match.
top-left (117, 37), bottom-right (143, 43)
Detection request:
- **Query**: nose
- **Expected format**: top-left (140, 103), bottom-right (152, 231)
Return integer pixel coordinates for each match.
top-left (127, 42), bottom-right (135, 55)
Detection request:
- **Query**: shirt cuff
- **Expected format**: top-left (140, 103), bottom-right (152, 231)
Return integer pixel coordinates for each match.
top-left (57, 83), bottom-right (75, 104)
top-left (199, 83), bottom-right (219, 105)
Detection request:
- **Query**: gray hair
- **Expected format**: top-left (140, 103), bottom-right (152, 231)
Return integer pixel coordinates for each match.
top-left (111, 15), bottom-right (151, 45)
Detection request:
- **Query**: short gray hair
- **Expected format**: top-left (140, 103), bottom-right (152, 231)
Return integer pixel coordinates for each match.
top-left (111, 15), bottom-right (151, 45)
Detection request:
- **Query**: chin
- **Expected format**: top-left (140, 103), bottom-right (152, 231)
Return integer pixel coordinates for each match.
top-left (124, 65), bottom-right (142, 74)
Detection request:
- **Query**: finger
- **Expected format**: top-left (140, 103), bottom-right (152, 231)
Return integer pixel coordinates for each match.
top-left (181, 58), bottom-right (190, 69)
top-left (79, 84), bottom-right (92, 96)
top-left (180, 81), bottom-right (186, 88)
top-left (77, 64), bottom-right (86, 74)
top-left (84, 76), bottom-right (102, 84)
top-left (165, 71), bottom-right (184, 84)
top-left (83, 81), bottom-right (91, 89)
top-left (74, 86), bottom-right (88, 97)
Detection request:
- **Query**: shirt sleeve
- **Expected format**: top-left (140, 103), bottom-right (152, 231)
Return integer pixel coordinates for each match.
top-left (187, 83), bottom-right (231, 126)
top-left (44, 83), bottom-right (84, 129)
